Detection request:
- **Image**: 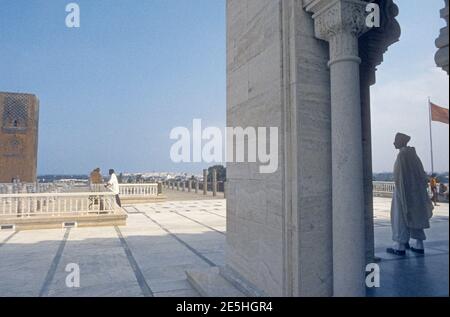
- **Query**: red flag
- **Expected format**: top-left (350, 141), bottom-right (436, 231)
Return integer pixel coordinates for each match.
top-left (430, 102), bottom-right (449, 124)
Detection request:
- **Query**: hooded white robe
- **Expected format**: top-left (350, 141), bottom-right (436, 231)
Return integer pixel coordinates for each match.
top-left (391, 147), bottom-right (434, 243)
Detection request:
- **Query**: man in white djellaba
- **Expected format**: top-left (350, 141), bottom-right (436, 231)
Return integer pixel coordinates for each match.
top-left (387, 133), bottom-right (434, 256)
top-left (106, 169), bottom-right (122, 208)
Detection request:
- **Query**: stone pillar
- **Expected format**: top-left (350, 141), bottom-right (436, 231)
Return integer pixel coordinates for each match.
top-left (188, 180), bottom-right (192, 192)
top-left (195, 180), bottom-right (199, 194)
top-left (305, 0), bottom-right (369, 296)
top-left (436, 0), bottom-right (449, 74)
top-left (176, 182), bottom-right (180, 191)
top-left (223, 181), bottom-right (226, 199)
top-left (203, 169), bottom-right (208, 195)
top-left (182, 181), bottom-right (186, 192)
top-left (212, 169), bottom-right (217, 197)
top-left (360, 68), bottom-right (375, 264)
top-left (189, 0), bottom-right (397, 298)
top-left (219, 0), bottom-right (334, 297)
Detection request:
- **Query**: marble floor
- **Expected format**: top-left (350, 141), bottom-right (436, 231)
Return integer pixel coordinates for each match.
top-left (369, 198), bottom-right (449, 297)
top-left (0, 196), bottom-right (447, 297)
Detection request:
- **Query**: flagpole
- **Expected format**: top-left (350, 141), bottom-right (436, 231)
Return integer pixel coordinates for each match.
top-left (428, 97), bottom-right (435, 174)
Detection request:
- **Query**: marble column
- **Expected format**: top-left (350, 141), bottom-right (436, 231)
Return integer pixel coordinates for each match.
top-left (203, 169), bottom-right (208, 195)
top-left (305, 0), bottom-right (369, 296)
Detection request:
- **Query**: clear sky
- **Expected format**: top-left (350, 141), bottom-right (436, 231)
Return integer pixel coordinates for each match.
top-left (0, 0), bottom-right (448, 175)
top-left (372, 0), bottom-right (449, 173)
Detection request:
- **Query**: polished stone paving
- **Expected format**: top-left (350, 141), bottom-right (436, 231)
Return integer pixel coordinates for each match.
top-left (0, 197), bottom-right (447, 297)
top-left (369, 198), bottom-right (449, 297)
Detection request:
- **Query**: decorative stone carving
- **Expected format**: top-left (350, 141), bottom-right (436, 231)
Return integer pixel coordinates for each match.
top-left (305, 0), bottom-right (370, 66)
top-left (435, 0), bottom-right (449, 74)
top-left (359, 0), bottom-right (401, 85)
top-left (313, 1), bottom-right (368, 40)
top-left (2, 93), bottom-right (30, 133)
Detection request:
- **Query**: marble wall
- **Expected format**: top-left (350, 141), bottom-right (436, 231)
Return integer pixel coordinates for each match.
top-left (226, 0), bottom-right (333, 296)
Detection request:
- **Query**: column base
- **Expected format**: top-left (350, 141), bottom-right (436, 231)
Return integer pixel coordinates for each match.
top-left (186, 266), bottom-right (265, 297)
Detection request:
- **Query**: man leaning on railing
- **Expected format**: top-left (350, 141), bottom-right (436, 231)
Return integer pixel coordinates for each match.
top-left (105, 169), bottom-right (122, 208)
top-left (89, 168), bottom-right (104, 186)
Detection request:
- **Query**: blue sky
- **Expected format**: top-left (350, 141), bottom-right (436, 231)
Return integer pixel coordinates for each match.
top-left (372, 0), bottom-right (449, 173)
top-left (0, 0), bottom-right (226, 175)
top-left (0, 0), bottom-right (448, 174)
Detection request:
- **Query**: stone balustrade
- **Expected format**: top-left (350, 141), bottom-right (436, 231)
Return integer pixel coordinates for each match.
top-left (163, 179), bottom-right (225, 197)
top-left (0, 191), bottom-right (119, 218)
top-left (0, 182), bottom-right (167, 230)
top-left (0, 183), bottom-right (60, 194)
top-left (0, 183), bottom-right (162, 216)
top-left (163, 179), bottom-right (397, 199)
top-left (373, 181), bottom-right (396, 197)
top-left (118, 183), bottom-right (160, 198)
top-left (161, 168), bottom-right (225, 197)
top-left (0, 181), bottom-right (401, 200)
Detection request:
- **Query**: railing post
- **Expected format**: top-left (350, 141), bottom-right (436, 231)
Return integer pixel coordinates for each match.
top-left (212, 169), bottom-right (217, 197)
top-left (203, 169), bottom-right (208, 195)
top-left (223, 181), bottom-right (226, 199)
top-left (158, 182), bottom-right (163, 195)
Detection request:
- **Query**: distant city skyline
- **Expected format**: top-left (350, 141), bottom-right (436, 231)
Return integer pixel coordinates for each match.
top-left (0, 0), bottom-right (448, 174)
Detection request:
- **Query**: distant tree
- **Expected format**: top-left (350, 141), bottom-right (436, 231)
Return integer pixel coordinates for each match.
top-left (208, 165), bottom-right (226, 182)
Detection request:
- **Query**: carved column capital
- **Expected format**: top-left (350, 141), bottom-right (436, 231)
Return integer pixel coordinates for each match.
top-left (306, 0), bottom-right (369, 40)
top-left (304, 0), bottom-right (371, 66)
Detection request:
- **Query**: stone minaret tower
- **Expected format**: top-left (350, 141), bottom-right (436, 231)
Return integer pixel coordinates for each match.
top-left (0, 92), bottom-right (39, 183)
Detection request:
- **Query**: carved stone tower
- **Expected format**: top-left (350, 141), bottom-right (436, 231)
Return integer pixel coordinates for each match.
top-left (0, 92), bottom-right (39, 183)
